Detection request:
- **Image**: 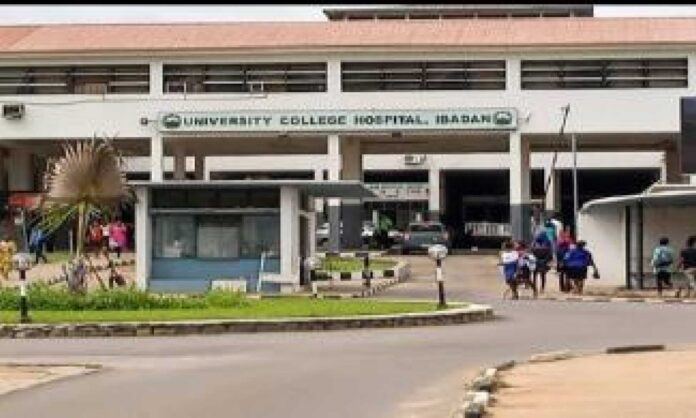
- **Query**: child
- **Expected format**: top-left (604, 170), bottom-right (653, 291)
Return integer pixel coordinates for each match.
top-left (531, 231), bottom-right (553, 293)
top-left (563, 240), bottom-right (599, 295)
top-left (516, 242), bottom-right (538, 298)
top-left (500, 240), bottom-right (520, 299)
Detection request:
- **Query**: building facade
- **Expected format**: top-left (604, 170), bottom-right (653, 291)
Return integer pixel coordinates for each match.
top-left (0, 5), bottom-right (693, 273)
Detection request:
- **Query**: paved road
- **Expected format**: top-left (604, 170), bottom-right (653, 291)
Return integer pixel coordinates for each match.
top-left (0, 255), bottom-right (695, 418)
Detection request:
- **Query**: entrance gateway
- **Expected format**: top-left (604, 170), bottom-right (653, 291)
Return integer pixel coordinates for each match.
top-left (157, 107), bottom-right (519, 251)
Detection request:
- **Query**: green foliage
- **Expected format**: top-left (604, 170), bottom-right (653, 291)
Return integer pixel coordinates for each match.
top-left (320, 256), bottom-right (397, 272)
top-left (0, 283), bottom-right (248, 311)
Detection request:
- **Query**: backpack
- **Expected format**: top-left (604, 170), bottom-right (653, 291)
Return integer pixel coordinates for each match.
top-left (656, 248), bottom-right (673, 268)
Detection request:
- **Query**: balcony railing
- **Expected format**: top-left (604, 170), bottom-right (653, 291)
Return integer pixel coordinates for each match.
top-left (464, 222), bottom-right (511, 238)
top-left (364, 182), bottom-right (429, 201)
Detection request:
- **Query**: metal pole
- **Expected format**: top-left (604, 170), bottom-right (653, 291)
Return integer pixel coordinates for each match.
top-left (572, 133), bottom-right (579, 236)
top-left (436, 258), bottom-right (446, 308)
top-left (362, 252), bottom-right (371, 290)
top-left (19, 269), bottom-right (30, 323)
top-left (637, 201), bottom-right (644, 290)
top-left (624, 205), bottom-right (632, 290)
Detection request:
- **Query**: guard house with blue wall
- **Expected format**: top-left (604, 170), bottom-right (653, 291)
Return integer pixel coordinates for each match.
top-left (132, 180), bottom-right (373, 293)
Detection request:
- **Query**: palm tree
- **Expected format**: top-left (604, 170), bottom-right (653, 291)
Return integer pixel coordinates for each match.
top-left (39, 136), bottom-right (134, 291)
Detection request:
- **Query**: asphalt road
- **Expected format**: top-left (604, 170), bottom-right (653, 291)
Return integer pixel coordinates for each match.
top-left (0, 255), bottom-right (695, 418)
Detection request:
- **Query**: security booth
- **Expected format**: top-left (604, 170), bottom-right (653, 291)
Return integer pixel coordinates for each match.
top-left (578, 184), bottom-right (696, 288)
top-left (132, 180), bottom-right (374, 293)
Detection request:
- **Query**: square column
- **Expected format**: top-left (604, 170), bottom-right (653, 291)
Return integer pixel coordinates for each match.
top-left (428, 167), bottom-right (441, 221)
top-left (194, 154), bottom-right (206, 180)
top-left (661, 147), bottom-right (682, 183)
top-left (340, 137), bottom-right (363, 249)
top-left (150, 134), bottom-right (164, 182)
top-left (7, 149), bottom-right (34, 191)
top-left (173, 146), bottom-right (186, 180)
top-left (509, 131), bottom-right (532, 242)
top-left (544, 167), bottom-right (561, 214)
top-left (134, 187), bottom-right (151, 290)
top-left (327, 134), bottom-right (342, 252)
top-left (150, 61), bottom-right (164, 97)
top-left (280, 186), bottom-right (300, 290)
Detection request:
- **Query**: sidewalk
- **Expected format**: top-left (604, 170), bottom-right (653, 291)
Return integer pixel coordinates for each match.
top-left (489, 349), bottom-right (696, 418)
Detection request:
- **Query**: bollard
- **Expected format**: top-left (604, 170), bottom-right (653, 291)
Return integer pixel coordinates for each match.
top-left (13, 253), bottom-right (32, 324)
top-left (428, 245), bottom-right (448, 309)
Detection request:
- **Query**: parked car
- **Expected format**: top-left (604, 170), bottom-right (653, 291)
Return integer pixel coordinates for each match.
top-left (316, 222), bottom-right (345, 246)
top-left (401, 222), bottom-right (450, 254)
top-left (362, 222), bottom-right (375, 240)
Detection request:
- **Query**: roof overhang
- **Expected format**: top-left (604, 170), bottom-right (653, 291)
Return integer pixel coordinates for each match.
top-left (581, 187), bottom-right (696, 213)
top-left (129, 180), bottom-right (377, 199)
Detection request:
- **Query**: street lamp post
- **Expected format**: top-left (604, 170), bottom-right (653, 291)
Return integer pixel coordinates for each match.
top-left (13, 253), bottom-right (32, 324)
top-left (357, 251), bottom-right (372, 290)
top-left (428, 244), bottom-right (448, 309)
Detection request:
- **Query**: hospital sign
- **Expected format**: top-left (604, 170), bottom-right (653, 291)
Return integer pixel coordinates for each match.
top-left (158, 108), bottom-right (517, 133)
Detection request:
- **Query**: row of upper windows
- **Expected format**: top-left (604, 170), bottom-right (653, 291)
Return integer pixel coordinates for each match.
top-left (0, 58), bottom-right (688, 95)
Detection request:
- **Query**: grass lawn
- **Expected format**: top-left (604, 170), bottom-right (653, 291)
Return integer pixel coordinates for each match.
top-left (320, 257), bottom-right (397, 272)
top-left (0, 299), bottom-right (461, 324)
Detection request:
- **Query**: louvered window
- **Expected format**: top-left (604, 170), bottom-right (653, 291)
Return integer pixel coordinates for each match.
top-left (521, 58), bottom-right (688, 89)
top-left (163, 63), bottom-right (327, 94)
top-left (0, 65), bottom-right (149, 95)
top-left (341, 60), bottom-right (506, 91)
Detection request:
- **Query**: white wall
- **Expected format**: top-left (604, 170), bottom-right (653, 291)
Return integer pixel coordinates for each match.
top-left (0, 49), bottom-right (691, 140)
top-left (578, 205), bottom-right (625, 286)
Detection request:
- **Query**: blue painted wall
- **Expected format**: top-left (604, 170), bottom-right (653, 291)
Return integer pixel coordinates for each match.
top-left (150, 257), bottom-right (281, 293)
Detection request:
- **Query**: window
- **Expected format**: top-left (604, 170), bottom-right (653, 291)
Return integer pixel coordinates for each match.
top-left (521, 58), bottom-right (688, 89)
top-left (163, 63), bottom-right (327, 94)
top-left (151, 188), bottom-right (280, 209)
top-left (153, 214), bottom-right (280, 259)
top-left (153, 216), bottom-right (196, 258)
top-left (0, 65), bottom-right (150, 95)
top-left (341, 60), bottom-right (506, 91)
top-left (197, 216), bottom-right (240, 258)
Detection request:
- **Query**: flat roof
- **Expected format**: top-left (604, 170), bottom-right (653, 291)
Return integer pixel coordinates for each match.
top-left (129, 180), bottom-right (377, 199)
top-left (581, 187), bottom-right (696, 212)
top-left (323, 5), bottom-right (594, 19)
top-left (2, 17), bottom-right (696, 55)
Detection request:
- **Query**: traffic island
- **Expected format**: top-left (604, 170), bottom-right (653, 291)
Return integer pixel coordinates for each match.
top-left (0, 363), bottom-right (100, 397)
top-left (454, 345), bottom-right (694, 418)
top-left (0, 303), bottom-right (493, 338)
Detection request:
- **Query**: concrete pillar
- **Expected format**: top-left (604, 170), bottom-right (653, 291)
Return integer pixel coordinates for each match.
top-left (689, 53), bottom-right (696, 92)
top-left (150, 61), bottom-right (164, 96)
top-left (544, 167), bottom-right (561, 213)
top-left (506, 58), bottom-right (521, 91)
top-left (340, 137), bottom-right (363, 249)
top-left (280, 186), bottom-right (300, 290)
top-left (327, 59), bottom-right (342, 94)
top-left (150, 134), bottom-right (164, 182)
top-left (327, 134), bottom-right (341, 252)
top-left (134, 187), bottom-right (151, 291)
top-left (194, 154), bottom-right (206, 180)
top-left (428, 167), bottom-right (441, 221)
top-left (509, 132), bottom-right (532, 242)
top-left (314, 169), bottom-right (324, 215)
top-left (7, 149), bottom-right (34, 191)
top-left (173, 146), bottom-right (186, 180)
top-left (662, 147), bottom-right (682, 184)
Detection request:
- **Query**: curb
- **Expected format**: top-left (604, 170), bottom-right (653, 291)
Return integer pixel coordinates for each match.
top-left (0, 304), bottom-right (493, 339)
top-left (453, 344), bottom-right (670, 417)
top-left (315, 260), bottom-right (411, 298)
top-left (538, 294), bottom-right (696, 305)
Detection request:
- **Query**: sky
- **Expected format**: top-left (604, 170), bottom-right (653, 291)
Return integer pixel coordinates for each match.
top-left (2, 5), bottom-right (696, 24)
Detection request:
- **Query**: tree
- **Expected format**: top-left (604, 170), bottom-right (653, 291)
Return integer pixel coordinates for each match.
top-left (39, 136), bottom-right (134, 292)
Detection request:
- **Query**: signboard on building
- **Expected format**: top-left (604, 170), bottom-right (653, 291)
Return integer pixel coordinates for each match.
top-left (158, 108), bottom-right (517, 133)
top-left (681, 97), bottom-right (696, 173)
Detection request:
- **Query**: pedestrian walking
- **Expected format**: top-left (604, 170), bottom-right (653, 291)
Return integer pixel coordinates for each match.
top-left (563, 240), bottom-right (599, 295)
top-left (651, 237), bottom-right (675, 297)
top-left (109, 219), bottom-right (128, 259)
top-left (500, 240), bottom-right (521, 299)
top-left (531, 230), bottom-right (553, 293)
top-left (677, 236), bottom-right (696, 297)
top-left (515, 241), bottom-right (538, 298)
top-left (29, 226), bottom-right (48, 264)
top-left (556, 226), bottom-right (574, 292)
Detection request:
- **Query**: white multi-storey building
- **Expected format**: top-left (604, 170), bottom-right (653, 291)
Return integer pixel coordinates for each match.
top-left (0, 5), bottom-right (693, 290)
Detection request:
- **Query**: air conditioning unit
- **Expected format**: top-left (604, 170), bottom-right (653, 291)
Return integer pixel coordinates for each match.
top-left (2, 104), bottom-right (25, 120)
top-left (248, 81), bottom-right (265, 93)
top-left (404, 154), bottom-right (426, 166)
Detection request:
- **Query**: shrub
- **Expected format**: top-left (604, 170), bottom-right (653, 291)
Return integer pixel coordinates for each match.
top-left (0, 283), bottom-right (249, 311)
